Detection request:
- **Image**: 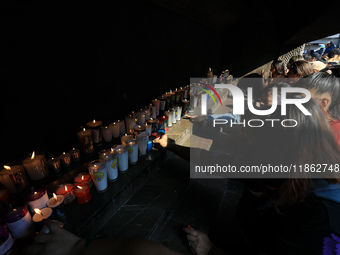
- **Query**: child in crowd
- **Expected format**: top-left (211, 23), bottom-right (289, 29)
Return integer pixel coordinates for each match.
top-left (294, 72), bottom-right (340, 146)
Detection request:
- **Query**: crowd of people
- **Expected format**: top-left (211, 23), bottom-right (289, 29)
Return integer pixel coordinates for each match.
top-left (25, 46), bottom-right (340, 255)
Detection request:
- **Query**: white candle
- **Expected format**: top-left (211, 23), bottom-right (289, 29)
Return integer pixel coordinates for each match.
top-left (109, 122), bottom-right (120, 138)
top-left (22, 151), bottom-right (47, 181)
top-left (114, 145), bottom-right (128, 172)
top-left (125, 115), bottom-right (136, 133)
top-left (88, 160), bottom-right (108, 193)
top-left (32, 208), bottom-right (53, 222)
top-left (103, 126), bottom-right (112, 142)
top-left (127, 140), bottom-right (138, 165)
top-left (117, 120), bottom-right (125, 135)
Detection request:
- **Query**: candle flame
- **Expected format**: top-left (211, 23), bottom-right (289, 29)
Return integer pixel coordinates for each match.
top-left (93, 119), bottom-right (96, 123)
top-left (65, 185), bottom-right (68, 192)
top-left (53, 193), bottom-right (57, 200)
top-left (83, 128), bottom-right (86, 131)
top-left (209, 67), bottom-right (211, 71)
top-left (77, 186), bottom-right (83, 189)
top-left (34, 208), bottom-right (42, 215)
top-left (82, 175), bottom-right (84, 180)
top-left (31, 151), bottom-right (35, 159)
top-left (4, 165), bottom-right (11, 171)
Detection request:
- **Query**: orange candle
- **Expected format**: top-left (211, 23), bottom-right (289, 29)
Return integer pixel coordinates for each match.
top-left (74, 183), bottom-right (91, 204)
top-left (74, 173), bottom-right (93, 188)
top-left (56, 184), bottom-right (75, 204)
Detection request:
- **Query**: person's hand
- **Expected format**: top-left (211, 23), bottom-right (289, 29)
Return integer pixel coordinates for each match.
top-left (25, 219), bottom-right (84, 255)
top-left (153, 134), bottom-right (168, 148)
top-left (183, 226), bottom-right (213, 255)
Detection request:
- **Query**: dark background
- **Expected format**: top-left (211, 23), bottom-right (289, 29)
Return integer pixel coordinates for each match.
top-left (2, 0), bottom-right (340, 164)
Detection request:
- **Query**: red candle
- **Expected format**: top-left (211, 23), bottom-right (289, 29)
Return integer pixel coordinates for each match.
top-left (74, 173), bottom-right (93, 188)
top-left (56, 184), bottom-right (75, 204)
top-left (74, 183), bottom-right (91, 204)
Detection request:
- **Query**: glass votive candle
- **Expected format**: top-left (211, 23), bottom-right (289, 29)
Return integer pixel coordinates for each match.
top-left (127, 140), bottom-right (138, 165)
top-left (115, 145), bottom-right (128, 172)
top-left (0, 224), bottom-right (15, 255)
top-left (4, 204), bottom-right (34, 240)
top-left (26, 186), bottom-right (49, 214)
top-left (102, 154), bottom-right (118, 182)
top-left (74, 172), bottom-right (93, 188)
top-left (47, 157), bottom-right (62, 173)
top-left (46, 193), bottom-right (65, 218)
top-left (86, 119), bottom-right (103, 146)
top-left (133, 124), bottom-right (146, 136)
top-left (117, 119), bottom-right (126, 135)
top-left (109, 122), bottom-right (120, 138)
top-left (74, 183), bottom-right (91, 204)
top-left (120, 133), bottom-right (133, 147)
top-left (88, 160), bottom-right (108, 193)
top-left (77, 127), bottom-right (95, 154)
top-left (69, 148), bottom-right (81, 162)
top-left (136, 131), bottom-right (149, 156)
top-left (103, 126), bottom-right (112, 142)
top-left (22, 151), bottom-right (48, 181)
top-left (56, 184), bottom-right (75, 204)
top-left (59, 152), bottom-right (72, 168)
top-left (0, 163), bottom-right (28, 194)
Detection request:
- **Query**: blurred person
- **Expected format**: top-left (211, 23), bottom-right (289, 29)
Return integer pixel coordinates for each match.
top-left (323, 41), bottom-right (335, 56)
top-left (326, 48), bottom-right (340, 66)
top-left (269, 60), bottom-right (286, 80)
top-left (286, 60), bottom-right (313, 84)
top-left (260, 82), bottom-right (290, 106)
top-left (310, 61), bottom-right (327, 73)
top-left (295, 72), bottom-right (340, 146)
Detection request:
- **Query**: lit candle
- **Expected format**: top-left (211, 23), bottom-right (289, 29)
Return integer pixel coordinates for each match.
top-left (137, 110), bottom-right (146, 125)
top-left (47, 193), bottom-right (65, 217)
top-left (147, 118), bottom-right (158, 133)
top-left (117, 119), bottom-right (126, 135)
top-left (86, 119), bottom-right (103, 145)
top-left (74, 172), bottom-right (93, 188)
top-left (32, 207), bottom-right (53, 222)
top-left (151, 99), bottom-right (160, 117)
top-left (145, 123), bottom-right (152, 136)
top-left (22, 151), bottom-right (48, 181)
top-left (56, 184), bottom-right (75, 204)
top-left (0, 164), bottom-right (28, 194)
top-left (77, 127), bottom-right (94, 154)
top-left (109, 122), bottom-right (120, 138)
top-left (59, 152), bottom-right (72, 168)
top-left (103, 126), bottom-right (112, 142)
top-left (120, 133), bottom-right (133, 147)
top-left (47, 157), bottom-right (62, 173)
top-left (4, 205), bottom-right (34, 239)
top-left (127, 140), bottom-right (138, 165)
top-left (88, 160), bottom-right (108, 193)
top-left (102, 153), bottom-right (118, 182)
top-left (207, 67), bottom-right (213, 78)
top-left (114, 145), bottom-right (129, 172)
top-left (125, 115), bottom-right (136, 133)
top-left (74, 183), bottom-right (92, 204)
top-left (26, 187), bottom-right (49, 214)
top-left (69, 148), bottom-right (81, 162)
